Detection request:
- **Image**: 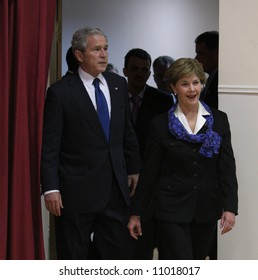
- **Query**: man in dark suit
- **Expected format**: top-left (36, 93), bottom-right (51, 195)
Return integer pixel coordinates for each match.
top-left (195, 31), bottom-right (219, 259)
top-left (123, 48), bottom-right (174, 259)
top-left (63, 46), bottom-right (79, 77)
top-left (195, 31), bottom-right (219, 109)
top-left (40, 27), bottom-right (141, 260)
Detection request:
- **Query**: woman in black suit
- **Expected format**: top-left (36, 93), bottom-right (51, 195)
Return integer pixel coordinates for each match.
top-left (128, 58), bottom-right (238, 260)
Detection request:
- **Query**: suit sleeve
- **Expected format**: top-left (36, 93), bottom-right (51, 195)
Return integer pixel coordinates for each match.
top-left (40, 86), bottom-right (63, 193)
top-left (131, 117), bottom-right (164, 216)
top-left (217, 112), bottom-right (238, 214)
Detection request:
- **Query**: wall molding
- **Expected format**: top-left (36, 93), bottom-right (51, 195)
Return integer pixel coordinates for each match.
top-left (219, 85), bottom-right (258, 94)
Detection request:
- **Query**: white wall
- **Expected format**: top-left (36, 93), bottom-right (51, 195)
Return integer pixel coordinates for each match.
top-left (62, 0), bottom-right (219, 86)
top-left (218, 0), bottom-right (258, 260)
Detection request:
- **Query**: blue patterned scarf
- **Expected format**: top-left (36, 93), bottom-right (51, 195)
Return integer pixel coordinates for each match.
top-left (168, 101), bottom-right (222, 158)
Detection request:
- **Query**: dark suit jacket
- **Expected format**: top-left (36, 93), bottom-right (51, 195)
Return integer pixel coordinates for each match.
top-left (132, 108), bottom-right (238, 223)
top-left (133, 85), bottom-right (174, 159)
top-left (201, 70), bottom-right (218, 109)
top-left (40, 71), bottom-right (141, 213)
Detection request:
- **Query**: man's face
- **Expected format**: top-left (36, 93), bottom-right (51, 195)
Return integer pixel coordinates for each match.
top-left (195, 42), bottom-right (217, 74)
top-left (75, 34), bottom-right (108, 77)
top-left (153, 64), bottom-right (170, 91)
top-left (123, 57), bottom-right (151, 89)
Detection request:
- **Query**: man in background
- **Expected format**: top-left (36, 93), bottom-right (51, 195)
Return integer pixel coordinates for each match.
top-left (195, 31), bottom-right (219, 109)
top-left (63, 46), bottom-right (79, 77)
top-left (195, 31), bottom-right (219, 259)
top-left (153, 56), bottom-right (174, 93)
top-left (123, 48), bottom-right (174, 259)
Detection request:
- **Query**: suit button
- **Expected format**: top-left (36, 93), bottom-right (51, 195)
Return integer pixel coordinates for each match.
top-left (193, 185), bottom-right (197, 190)
top-left (193, 161), bottom-right (197, 165)
top-left (193, 173), bottom-right (198, 177)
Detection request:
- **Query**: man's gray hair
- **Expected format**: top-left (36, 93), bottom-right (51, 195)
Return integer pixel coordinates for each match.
top-left (71, 27), bottom-right (107, 52)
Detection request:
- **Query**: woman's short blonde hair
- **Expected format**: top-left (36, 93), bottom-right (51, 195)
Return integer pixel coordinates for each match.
top-left (165, 58), bottom-right (206, 85)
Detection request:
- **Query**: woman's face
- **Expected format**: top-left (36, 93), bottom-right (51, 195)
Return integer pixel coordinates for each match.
top-left (171, 74), bottom-right (202, 109)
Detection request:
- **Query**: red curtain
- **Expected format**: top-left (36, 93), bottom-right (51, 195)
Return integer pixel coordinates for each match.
top-left (0, 0), bottom-right (56, 259)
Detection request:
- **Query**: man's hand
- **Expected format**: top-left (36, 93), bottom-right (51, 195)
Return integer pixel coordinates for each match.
top-left (220, 211), bottom-right (236, 235)
top-left (44, 192), bottom-right (63, 216)
top-left (128, 173), bottom-right (139, 197)
top-left (128, 215), bottom-right (142, 240)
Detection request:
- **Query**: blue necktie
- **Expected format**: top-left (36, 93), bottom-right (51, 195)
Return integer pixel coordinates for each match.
top-left (93, 78), bottom-right (110, 140)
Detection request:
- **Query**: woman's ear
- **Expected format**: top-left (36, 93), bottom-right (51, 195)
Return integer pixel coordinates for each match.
top-left (169, 83), bottom-right (176, 93)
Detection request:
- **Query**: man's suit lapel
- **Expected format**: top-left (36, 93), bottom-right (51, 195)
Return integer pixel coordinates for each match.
top-left (68, 74), bottom-right (107, 140)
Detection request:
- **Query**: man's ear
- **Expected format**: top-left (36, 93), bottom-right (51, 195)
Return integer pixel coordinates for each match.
top-left (123, 68), bottom-right (128, 77)
top-left (74, 50), bottom-right (84, 63)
